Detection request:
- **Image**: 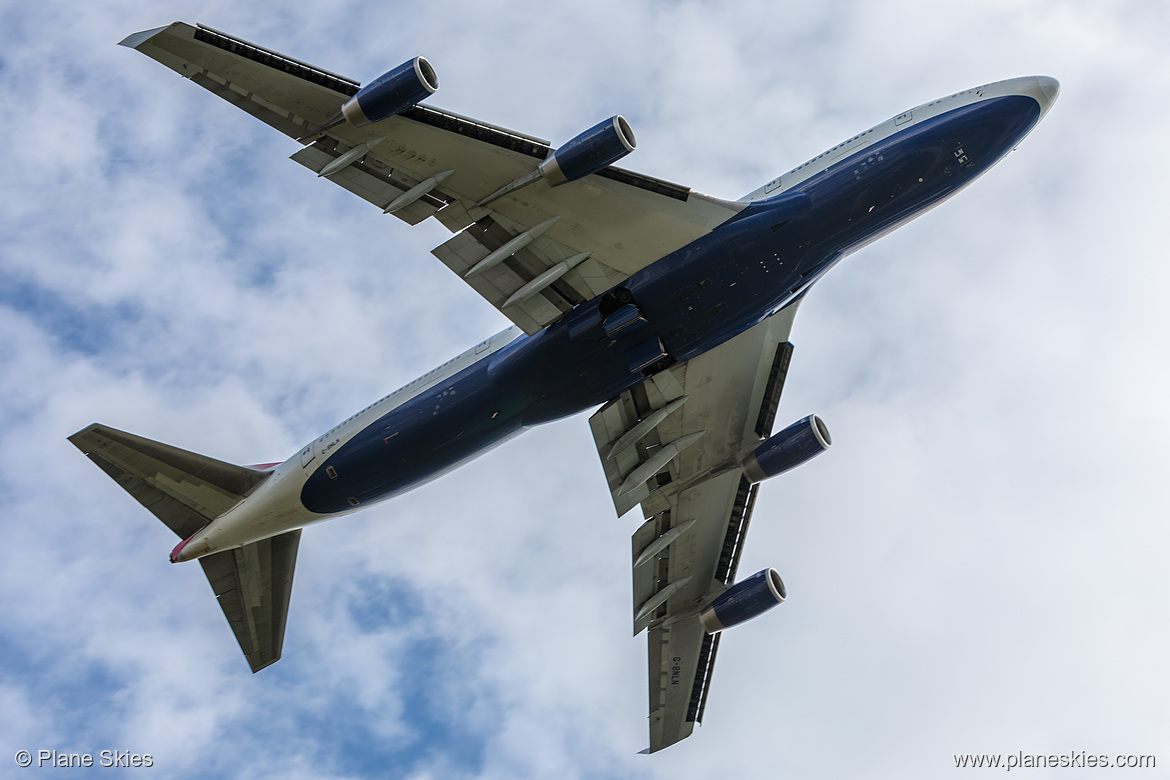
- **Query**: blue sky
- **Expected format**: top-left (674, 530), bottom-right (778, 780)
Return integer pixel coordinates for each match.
top-left (1, 1), bottom-right (1168, 777)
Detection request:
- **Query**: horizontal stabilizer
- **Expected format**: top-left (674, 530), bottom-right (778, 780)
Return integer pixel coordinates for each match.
top-left (69, 424), bottom-right (296, 673)
top-left (68, 423), bottom-right (270, 539)
top-left (199, 530), bottom-right (302, 672)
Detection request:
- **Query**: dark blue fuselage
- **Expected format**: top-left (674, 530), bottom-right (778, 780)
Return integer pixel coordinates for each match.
top-left (302, 95), bottom-right (1041, 514)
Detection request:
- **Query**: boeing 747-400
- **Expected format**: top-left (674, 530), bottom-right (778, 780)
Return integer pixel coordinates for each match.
top-left (70, 22), bottom-right (1057, 752)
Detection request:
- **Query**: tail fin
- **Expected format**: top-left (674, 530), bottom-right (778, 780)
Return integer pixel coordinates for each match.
top-left (69, 424), bottom-right (299, 672)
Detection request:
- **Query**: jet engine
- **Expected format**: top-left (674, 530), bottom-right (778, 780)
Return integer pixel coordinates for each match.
top-left (741, 414), bottom-right (831, 483)
top-left (342, 57), bottom-right (439, 127)
top-left (477, 115), bottom-right (637, 205)
top-left (539, 115), bottom-right (636, 185)
top-left (699, 568), bottom-right (787, 634)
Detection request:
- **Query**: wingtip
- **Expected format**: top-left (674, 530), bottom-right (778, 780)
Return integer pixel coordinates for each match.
top-left (117, 24), bottom-right (173, 50)
top-left (249, 654), bottom-right (281, 673)
top-left (66, 422), bottom-right (103, 449)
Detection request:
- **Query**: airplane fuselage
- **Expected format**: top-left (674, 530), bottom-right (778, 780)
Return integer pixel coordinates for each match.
top-left (172, 77), bottom-right (1054, 562)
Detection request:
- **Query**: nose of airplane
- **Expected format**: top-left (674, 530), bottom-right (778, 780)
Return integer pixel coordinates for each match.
top-left (997, 75), bottom-right (1059, 122)
top-left (1034, 76), bottom-right (1060, 115)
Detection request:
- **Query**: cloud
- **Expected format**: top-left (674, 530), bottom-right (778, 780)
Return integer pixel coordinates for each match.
top-left (1, 1), bottom-right (1168, 777)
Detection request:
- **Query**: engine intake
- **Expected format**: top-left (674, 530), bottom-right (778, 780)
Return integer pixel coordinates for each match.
top-left (342, 57), bottom-right (438, 127)
top-left (539, 115), bottom-right (636, 185)
top-left (742, 414), bottom-right (831, 483)
top-left (700, 568), bottom-right (787, 634)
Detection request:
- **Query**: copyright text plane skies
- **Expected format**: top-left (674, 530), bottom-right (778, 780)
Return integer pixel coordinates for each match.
top-left (69, 21), bottom-right (1058, 752)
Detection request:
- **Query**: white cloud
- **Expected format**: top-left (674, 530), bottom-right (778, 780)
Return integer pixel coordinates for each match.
top-left (1, 0), bottom-right (1168, 777)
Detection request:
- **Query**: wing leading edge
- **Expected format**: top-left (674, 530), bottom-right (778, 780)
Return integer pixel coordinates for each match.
top-left (589, 305), bottom-right (800, 752)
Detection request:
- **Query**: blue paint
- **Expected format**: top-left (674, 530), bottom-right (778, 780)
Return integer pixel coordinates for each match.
top-left (751, 415), bottom-right (830, 480)
top-left (302, 94), bottom-right (1041, 515)
top-left (706, 568), bottom-right (786, 631)
top-left (550, 116), bottom-right (635, 182)
top-left (350, 58), bottom-right (436, 125)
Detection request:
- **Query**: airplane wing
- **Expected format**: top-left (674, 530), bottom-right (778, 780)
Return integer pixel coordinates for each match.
top-left (69, 424), bottom-right (300, 672)
top-left (588, 303), bottom-right (801, 752)
top-left (121, 22), bottom-right (742, 334)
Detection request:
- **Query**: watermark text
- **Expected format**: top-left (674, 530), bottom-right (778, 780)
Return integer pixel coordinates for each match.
top-left (954, 751), bottom-right (1155, 771)
top-left (14, 749), bottom-right (153, 769)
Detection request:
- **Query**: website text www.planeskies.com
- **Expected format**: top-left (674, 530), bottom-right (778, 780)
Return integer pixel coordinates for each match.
top-left (953, 751), bottom-right (1155, 771)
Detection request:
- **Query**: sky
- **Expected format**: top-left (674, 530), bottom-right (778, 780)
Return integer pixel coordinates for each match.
top-left (1, 0), bottom-right (1168, 777)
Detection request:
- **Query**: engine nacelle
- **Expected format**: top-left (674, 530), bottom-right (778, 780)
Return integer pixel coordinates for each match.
top-left (539, 115), bottom-right (636, 186)
top-left (699, 568), bottom-right (787, 634)
top-left (342, 57), bottom-right (438, 127)
top-left (741, 414), bottom-right (831, 483)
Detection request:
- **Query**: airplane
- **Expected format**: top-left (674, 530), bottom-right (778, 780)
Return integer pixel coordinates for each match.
top-left (69, 21), bottom-right (1058, 753)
